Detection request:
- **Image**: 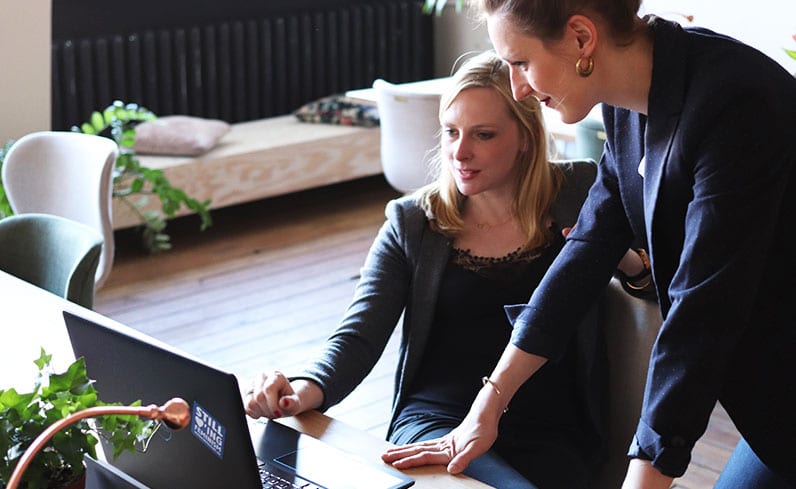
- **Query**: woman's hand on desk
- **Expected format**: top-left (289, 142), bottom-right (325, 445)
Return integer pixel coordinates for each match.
top-left (244, 370), bottom-right (323, 419)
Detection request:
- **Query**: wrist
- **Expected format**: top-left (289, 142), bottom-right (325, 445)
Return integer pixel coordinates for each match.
top-left (290, 379), bottom-right (324, 412)
top-left (475, 377), bottom-right (509, 422)
top-left (617, 248), bottom-right (653, 292)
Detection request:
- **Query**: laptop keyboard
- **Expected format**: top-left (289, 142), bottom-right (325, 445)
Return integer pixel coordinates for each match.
top-left (258, 463), bottom-right (324, 489)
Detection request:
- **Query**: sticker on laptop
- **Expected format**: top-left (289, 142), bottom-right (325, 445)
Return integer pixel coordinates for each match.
top-left (191, 402), bottom-right (226, 459)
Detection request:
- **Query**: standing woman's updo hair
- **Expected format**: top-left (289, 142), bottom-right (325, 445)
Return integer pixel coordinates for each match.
top-left (469, 0), bottom-right (641, 42)
top-left (418, 50), bottom-right (562, 253)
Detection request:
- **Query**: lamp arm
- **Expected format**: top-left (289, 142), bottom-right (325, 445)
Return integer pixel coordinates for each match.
top-left (6, 397), bottom-right (190, 489)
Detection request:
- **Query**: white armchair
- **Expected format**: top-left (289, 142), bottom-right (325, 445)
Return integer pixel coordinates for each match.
top-left (373, 78), bottom-right (440, 193)
top-left (2, 131), bottom-right (118, 289)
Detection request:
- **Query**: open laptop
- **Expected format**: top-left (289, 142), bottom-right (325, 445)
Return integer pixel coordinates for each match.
top-left (63, 310), bottom-right (414, 489)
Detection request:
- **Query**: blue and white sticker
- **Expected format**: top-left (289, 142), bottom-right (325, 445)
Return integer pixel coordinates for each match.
top-left (191, 402), bottom-right (226, 459)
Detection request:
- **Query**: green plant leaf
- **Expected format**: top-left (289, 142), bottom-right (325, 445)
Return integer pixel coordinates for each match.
top-left (33, 348), bottom-right (52, 371)
top-left (90, 111), bottom-right (106, 132)
top-left (0, 351), bottom-right (155, 488)
top-left (785, 48), bottom-right (796, 61)
top-left (80, 122), bottom-right (96, 135)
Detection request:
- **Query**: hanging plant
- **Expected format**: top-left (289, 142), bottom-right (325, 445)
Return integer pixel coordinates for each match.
top-left (74, 101), bottom-right (213, 253)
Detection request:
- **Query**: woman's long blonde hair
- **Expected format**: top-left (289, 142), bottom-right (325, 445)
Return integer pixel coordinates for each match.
top-left (416, 50), bottom-right (562, 252)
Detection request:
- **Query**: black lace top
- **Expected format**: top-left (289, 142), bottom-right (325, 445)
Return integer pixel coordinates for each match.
top-left (396, 228), bottom-right (584, 443)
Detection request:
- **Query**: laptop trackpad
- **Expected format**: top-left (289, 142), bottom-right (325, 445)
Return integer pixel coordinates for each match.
top-left (274, 443), bottom-right (413, 489)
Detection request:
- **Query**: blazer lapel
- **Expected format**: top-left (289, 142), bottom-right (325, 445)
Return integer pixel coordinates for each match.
top-left (642, 18), bottom-right (689, 290)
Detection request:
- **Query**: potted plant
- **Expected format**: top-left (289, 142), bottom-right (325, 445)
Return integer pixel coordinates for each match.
top-left (74, 101), bottom-right (213, 253)
top-left (0, 101), bottom-right (213, 254)
top-left (0, 349), bottom-right (154, 489)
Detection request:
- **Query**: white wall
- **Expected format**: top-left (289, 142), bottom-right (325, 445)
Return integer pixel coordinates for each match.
top-left (0, 0), bottom-right (51, 143)
top-left (641, 0), bottom-right (796, 73)
top-left (433, 1), bottom-right (796, 76)
top-left (432, 6), bottom-right (491, 77)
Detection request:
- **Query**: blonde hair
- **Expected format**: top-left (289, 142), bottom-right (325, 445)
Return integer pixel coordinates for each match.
top-left (415, 50), bottom-right (562, 252)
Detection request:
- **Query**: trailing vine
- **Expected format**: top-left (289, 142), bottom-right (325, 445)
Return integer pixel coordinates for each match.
top-left (74, 101), bottom-right (213, 253)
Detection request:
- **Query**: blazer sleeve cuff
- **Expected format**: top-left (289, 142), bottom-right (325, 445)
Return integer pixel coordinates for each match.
top-left (504, 304), bottom-right (568, 361)
top-left (628, 419), bottom-right (692, 478)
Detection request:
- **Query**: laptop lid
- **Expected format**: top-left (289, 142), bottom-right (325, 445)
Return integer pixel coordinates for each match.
top-left (63, 310), bottom-right (414, 489)
top-left (84, 455), bottom-right (150, 489)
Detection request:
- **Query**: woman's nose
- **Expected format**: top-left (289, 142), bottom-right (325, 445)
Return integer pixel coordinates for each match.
top-left (510, 70), bottom-right (533, 101)
top-left (453, 138), bottom-right (471, 160)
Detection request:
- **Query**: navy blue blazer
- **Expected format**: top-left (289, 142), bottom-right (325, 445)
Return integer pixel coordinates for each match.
top-left (509, 17), bottom-right (796, 479)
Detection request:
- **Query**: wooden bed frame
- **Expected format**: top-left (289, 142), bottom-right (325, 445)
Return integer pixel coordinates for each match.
top-left (112, 116), bottom-right (381, 229)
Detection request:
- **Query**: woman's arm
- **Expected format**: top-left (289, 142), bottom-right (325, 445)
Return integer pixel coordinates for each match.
top-left (622, 459), bottom-right (674, 489)
top-left (382, 344), bottom-right (547, 472)
top-left (247, 199), bottom-right (416, 418)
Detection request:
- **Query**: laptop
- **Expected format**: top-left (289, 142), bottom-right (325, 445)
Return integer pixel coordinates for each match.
top-left (84, 455), bottom-right (149, 489)
top-left (63, 310), bottom-right (414, 489)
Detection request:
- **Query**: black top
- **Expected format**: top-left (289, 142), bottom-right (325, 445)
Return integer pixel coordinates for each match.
top-left (397, 229), bottom-right (584, 444)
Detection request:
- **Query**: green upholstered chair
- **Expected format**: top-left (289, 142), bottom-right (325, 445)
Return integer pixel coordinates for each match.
top-left (0, 213), bottom-right (103, 309)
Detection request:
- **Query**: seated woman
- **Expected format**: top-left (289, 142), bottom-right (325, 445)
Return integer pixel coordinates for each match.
top-left (246, 50), bottom-right (608, 488)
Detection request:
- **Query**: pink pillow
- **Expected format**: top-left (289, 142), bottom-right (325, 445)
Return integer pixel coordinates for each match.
top-left (134, 115), bottom-right (231, 156)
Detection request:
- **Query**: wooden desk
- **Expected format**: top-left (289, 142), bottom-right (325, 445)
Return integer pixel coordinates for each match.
top-left (0, 271), bottom-right (491, 488)
top-left (0, 270), bottom-right (94, 390)
top-left (276, 412), bottom-right (492, 489)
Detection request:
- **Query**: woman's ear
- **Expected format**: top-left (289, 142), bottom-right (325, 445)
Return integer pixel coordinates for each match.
top-left (566, 14), bottom-right (598, 56)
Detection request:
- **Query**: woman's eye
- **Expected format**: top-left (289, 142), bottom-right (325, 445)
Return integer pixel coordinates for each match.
top-left (444, 128), bottom-right (458, 138)
top-left (477, 132), bottom-right (495, 140)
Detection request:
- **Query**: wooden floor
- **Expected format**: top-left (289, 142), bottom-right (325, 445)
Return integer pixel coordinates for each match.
top-left (95, 175), bottom-right (738, 489)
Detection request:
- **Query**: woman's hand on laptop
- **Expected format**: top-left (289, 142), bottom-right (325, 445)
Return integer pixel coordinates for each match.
top-left (244, 370), bottom-right (323, 419)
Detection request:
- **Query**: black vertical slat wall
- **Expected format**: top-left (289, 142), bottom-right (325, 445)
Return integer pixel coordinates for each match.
top-left (50, 0), bottom-right (434, 131)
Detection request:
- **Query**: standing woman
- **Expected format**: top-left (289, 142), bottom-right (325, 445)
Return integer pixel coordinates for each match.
top-left (383, 1), bottom-right (796, 488)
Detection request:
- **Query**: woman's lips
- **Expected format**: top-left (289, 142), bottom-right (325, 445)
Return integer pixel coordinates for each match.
top-left (458, 168), bottom-right (479, 180)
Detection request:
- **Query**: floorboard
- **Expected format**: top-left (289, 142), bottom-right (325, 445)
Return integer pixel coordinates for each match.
top-left (95, 175), bottom-right (737, 488)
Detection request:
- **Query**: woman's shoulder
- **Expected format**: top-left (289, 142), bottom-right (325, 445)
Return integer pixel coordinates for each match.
top-left (552, 159), bottom-right (598, 189)
top-left (385, 194), bottom-right (429, 231)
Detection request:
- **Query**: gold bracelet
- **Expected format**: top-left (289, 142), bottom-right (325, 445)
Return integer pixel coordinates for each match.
top-left (481, 377), bottom-right (509, 413)
top-left (625, 273), bottom-right (653, 290)
top-left (636, 248), bottom-right (651, 270)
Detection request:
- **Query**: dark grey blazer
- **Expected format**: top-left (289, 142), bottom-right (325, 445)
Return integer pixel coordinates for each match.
top-left (508, 17), bottom-right (796, 480)
top-left (296, 160), bottom-right (600, 438)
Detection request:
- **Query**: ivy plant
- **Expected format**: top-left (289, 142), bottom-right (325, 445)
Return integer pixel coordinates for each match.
top-left (0, 349), bottom-right (154, 489)
top-left (0, 101), bottom-right (213, 253)
top-left (74, 101), bottom-right (213, 253)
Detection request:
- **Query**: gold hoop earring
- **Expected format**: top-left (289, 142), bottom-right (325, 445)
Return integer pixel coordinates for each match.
top-left (576, 56), bottom-right (594, 77)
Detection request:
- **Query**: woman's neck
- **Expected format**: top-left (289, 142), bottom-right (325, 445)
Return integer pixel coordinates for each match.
top-left (464, 193), bottom-right (515, 228)
top-left (594, 18), bottom-right (654, 115)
